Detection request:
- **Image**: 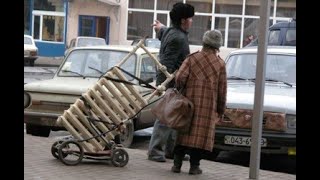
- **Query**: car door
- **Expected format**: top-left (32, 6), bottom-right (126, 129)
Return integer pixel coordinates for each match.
top-left (134, 53), bottom-right (158, 128)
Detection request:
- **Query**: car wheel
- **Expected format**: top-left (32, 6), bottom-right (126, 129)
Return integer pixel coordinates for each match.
top-left (26, 124), bottom-right (51, 137)
top-left (114, 120), bottom-right (134, 148)
top-left (24, 59), bottom-right (30, 66)
top-left (203, 149), bottom-right (220, 161)
top-left (29, 60), bottom-right (34, 66)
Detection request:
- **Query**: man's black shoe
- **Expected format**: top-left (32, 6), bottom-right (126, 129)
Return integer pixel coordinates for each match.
top-left (165, 154), bottom-right (190, 161)
top-left (148, 156), bottom-right (166, 162)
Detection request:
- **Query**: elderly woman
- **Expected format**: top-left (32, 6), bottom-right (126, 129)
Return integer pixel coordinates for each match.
top-left (172, 30), bottom-right (227, 175)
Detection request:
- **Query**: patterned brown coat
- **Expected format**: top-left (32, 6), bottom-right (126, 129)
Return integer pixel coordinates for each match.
top-left (175, 49), bottom-right (227, 151)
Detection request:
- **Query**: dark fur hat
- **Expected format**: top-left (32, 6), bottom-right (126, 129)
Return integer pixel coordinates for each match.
top-left (170, 2), bottom-right (194, 26)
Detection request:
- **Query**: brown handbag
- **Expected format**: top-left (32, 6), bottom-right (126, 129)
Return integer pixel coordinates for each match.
top-left (151, 88), bottom-right (194, 133)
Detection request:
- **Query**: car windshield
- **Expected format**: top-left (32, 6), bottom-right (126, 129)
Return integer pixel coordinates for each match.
top-left (58, 49), bottom-right (136, 78)
top-left (226, 53), bottom-right (296, 84)
top-left (77, 38), bottom-right (106, 47)
top-left (24, 37), bottom-right (33, 45)
top-left (145, 39), bottom-right (161, 48)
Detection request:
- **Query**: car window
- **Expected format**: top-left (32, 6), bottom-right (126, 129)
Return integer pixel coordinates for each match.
top-left (58, 49), bottom-right (136, 79)
top-left (226, 53), bottom-right (296, 84)
top-left (140, 55), bottom-right (157, 81)
top-left (145, 39), bottom-right (161, 49)
top-left (131, 39), bottom-right (140, 46)
top-left (77, 38), bottom-right (106, 47)
top-left (284, 29), bottom-right (296, 46)
top-left (268, 30), bottom-right (281, 45)
top-left (24, 37), bottom-right (33, 45)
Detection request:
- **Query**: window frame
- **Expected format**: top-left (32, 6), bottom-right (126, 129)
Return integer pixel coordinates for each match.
top-left (32, 10), bottom-right (65, 43)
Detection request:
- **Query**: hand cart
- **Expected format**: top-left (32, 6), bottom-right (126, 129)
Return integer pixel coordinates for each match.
top-left (51, 37), bottom-right (175, 167)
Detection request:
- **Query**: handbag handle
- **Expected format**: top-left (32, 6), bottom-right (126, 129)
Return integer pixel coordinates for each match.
top-left (173, 84), bottom-right (186, 95)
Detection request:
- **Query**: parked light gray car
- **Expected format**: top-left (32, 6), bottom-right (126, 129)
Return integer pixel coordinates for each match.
top-left (24, 45), bottom-right (159, 147)
top-left (212, 46), bottom-right (296, 158)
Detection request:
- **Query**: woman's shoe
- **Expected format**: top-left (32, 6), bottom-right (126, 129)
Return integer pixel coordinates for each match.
top-left (171, 165), bottom-right (181, 173)
top-left (189, 166), bottom-right (202, 175)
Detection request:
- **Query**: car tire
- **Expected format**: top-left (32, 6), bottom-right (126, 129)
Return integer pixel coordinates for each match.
top-left (114, 120), bottom-right (134, 148)
top-left (203, 149), bottom-right (220, 161)
top-left (24, 59), bottom-right (34, 66)
top-left (26, 124), bottom-right (51, 137)
top-left (29, 60), bottom-right (34, 67)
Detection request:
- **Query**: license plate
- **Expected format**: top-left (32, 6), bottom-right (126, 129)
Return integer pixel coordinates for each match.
top-left (224, 135), bottom-right (267, 147)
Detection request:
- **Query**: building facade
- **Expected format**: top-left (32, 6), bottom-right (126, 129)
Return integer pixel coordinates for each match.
top-left (24, 0), bottom-right (296, 57)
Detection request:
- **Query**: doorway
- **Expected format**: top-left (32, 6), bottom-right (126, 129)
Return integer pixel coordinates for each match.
top-left (79, 15), bottom-right (110, 44)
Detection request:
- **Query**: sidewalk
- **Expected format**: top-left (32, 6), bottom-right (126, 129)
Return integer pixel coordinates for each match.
top-left (24, 134), bottom-right (295, 180)
top-left (35, 56), bottom-right (63, 67)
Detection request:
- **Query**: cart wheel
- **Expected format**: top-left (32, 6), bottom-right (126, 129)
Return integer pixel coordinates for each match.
top-left (51, 141), bottom-right (66, 159)
top-left (111, 148), bottom-right (129, 167)
top-left (58, 140), bottom-right (84, 166)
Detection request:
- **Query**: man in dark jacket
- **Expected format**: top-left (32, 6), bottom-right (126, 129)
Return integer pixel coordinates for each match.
top-left (147, 2), bottom-right (194, 162)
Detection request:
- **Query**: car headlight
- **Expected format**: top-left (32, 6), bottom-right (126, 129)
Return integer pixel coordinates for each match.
top-left (286, 114), bottom-right (296, 129)
top-left (24, 91), bottom-right (31, 109)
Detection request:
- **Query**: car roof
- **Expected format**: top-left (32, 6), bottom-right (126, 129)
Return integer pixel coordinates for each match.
top-left (24, 35), bottom-right (33, 39)
top-left (229, 46), bottom-right (296, 56)
top-left (72, 45), bottom-right (159, 54)
top-left (269, 21), bottom-right (296, 29)
top-left (74, 36), bottom-right (105, 40)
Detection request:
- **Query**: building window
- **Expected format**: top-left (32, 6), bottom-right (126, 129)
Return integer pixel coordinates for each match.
top-left (228, 18), bottom-right (242, 48)
top-left (126, 0), bottom-right (295, 48)
top-left (33, 10), bottom-right (65, 42)
top-left (189, 15), bottom-right (212, 45)
top-left (156, 14), bottom-right (168, 26)
top-left (34, 0), bottom-right (64, 12)
top-left (24, 0), bottom-right (31, 34)
top-left (276, 0), bottom-right (296, 18)
top-left (215, 0), bottom-right (243, 15)
top-left (157, 0), bottom-right (183, 10)
top-left (245, 0), bottom-right (275, 17)
top-left (214, 17), bottom-right (226, 47)
top-left (33, 16), bottom-right (40, 39)
top-left (186, 0), bottom-right (212, 13)
top-left (129, 0), bottom-right (154, 9)
top-left (127, 11), bottom-right (153, 40)
top-left (242, 18), bottom-right (258, 47)
top-left (42, 15), bottom-right (64, 42)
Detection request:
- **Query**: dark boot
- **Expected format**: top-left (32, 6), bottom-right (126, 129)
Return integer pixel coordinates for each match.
top-left (189, 165), bottom-right (202, 175)
top-left (171, 165), bottom-right (181, 173)
top-left (171, 155), bottom-right (183, 173)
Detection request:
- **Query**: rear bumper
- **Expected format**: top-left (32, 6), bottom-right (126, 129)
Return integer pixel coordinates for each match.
top-left (214, 128), bottom-right (296, 155)
top-left (24, 111), bottom-right (62, 127)
top-left (24, 56), bottom-right (38, 61)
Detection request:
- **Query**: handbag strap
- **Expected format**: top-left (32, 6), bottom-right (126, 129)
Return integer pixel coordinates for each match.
top-left (173, 84), bottom-right (186, 95)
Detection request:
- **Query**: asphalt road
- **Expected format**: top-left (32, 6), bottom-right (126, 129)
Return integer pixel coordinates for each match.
top-left (25, 126), bottom-right (295, 175)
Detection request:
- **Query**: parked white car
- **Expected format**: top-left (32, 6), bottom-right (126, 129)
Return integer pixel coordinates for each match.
top-left (211, 46), bottom-right (296, 159)
top-left (24, 45), bottom-right (159, 147)
top-left (24, 35), bottom-right (38, 66)
top-left (64, 36), bottom-right (106, 56)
